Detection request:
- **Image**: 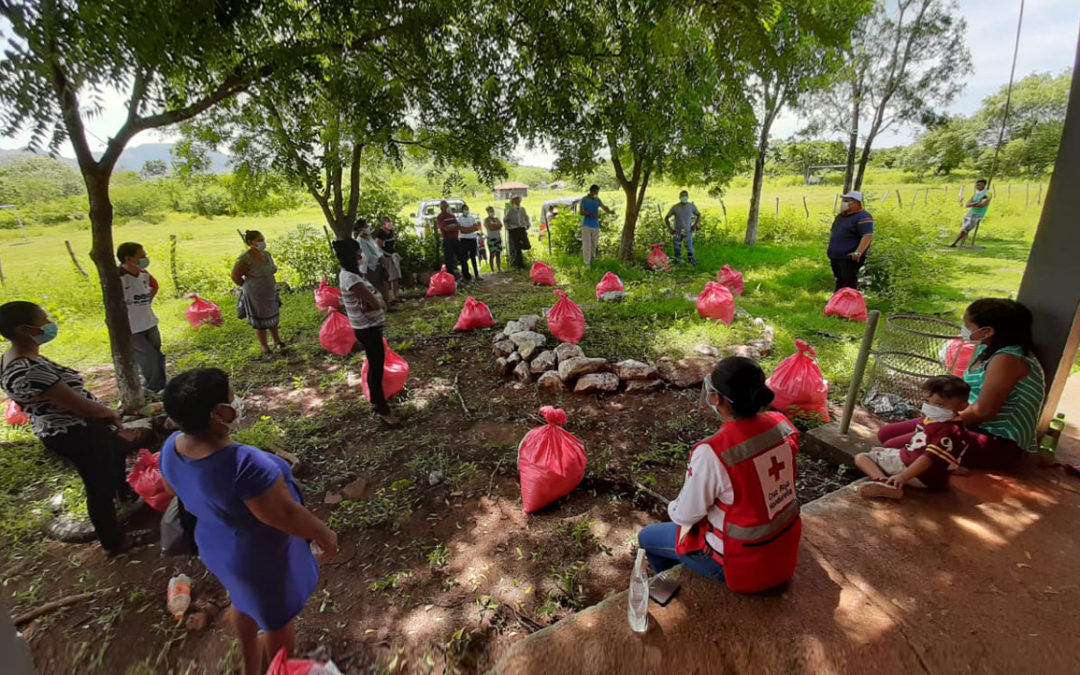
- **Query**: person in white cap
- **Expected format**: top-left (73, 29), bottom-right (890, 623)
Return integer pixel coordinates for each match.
top-left (826, 190), bottom-right (874, 291)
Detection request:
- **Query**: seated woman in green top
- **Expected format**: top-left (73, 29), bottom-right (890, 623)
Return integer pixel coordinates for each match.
top-left (878, 298), bottom-right (1045, 470)
top-left (957, 298), bottom-right (1045, 468)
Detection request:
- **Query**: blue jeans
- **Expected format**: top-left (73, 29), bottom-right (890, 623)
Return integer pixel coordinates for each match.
top-left (638, 522), bottom-right (724, 580)
top-left (673, 226), bottom-right (695, 263)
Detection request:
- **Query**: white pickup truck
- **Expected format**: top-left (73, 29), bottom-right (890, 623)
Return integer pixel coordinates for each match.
top-left (411, 198), bottom-right (467, 237)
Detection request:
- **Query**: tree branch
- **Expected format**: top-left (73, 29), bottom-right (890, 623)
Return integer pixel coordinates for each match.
top-left (44, 6), bottom-right (95, 172)
top-left (345, 141), bottom-right (363, 227)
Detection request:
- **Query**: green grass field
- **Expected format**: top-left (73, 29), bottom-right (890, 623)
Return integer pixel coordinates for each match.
top-left (0, 171), bottom-right (1044, 379)
top-left (0, 169), bottom-right (1049, 553)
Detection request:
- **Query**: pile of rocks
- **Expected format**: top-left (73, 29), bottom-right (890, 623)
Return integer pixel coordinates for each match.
top-left (492, 313), bottom-right (777, 395)
top-left (492, 315), bottom-right (663, 394)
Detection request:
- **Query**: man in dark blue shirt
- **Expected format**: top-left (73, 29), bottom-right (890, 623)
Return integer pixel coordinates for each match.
top-left (827, 191), bottom-right (874, 291)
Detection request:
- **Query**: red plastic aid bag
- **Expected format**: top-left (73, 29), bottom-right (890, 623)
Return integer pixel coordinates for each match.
top-left (185, 294), bottom-right (223, 328)
top-left (126, 449), bottom-right (171, 512)
top-left (595, 271), bottom-right (625, 299)
top-left (766, 339), bottom-right (830, 423)
top-left (518, 407), bottom-right (587, 514)
top-left (314, 278), bottom-right (342, 312)
top-left (266, 647), bottom-right (342, 675)
top-left (696, 281), bottom-right (735, 325)
top-left (426, 265), bottom-right (457, 297)
top-left (4, 400), bottom-right (28, 425)
top-left (942, 338), bottom-right (976, 376)
top-left (530, 261), bottom-right (556, 286)
top-left (647, 242), bottom-right (670, 271)
top-left (824, 288), bottom-right (868, 322)
top-left (360, 338), bottom-right (410, 403)
top-left (453, 296), bottom-right (496, 331)
top-left (319, 309), bottom-right (356, 355)
top-left (718, 264), bottom-right (744, 296)
top-left (546, 290), bottom-right (585, 344)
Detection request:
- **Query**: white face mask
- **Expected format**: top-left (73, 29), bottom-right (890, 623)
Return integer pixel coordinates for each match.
top-left (224, 396), bottom-right (245, 431)
top-left (921, 402), bottom-right (955, 423)
top-left (839, 200), bottom-right (851, 212)
top-left (960, 326), bottom-right (986, 344)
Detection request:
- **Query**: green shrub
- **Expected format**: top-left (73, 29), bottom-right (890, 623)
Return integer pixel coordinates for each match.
top-left (861, 211), bottom-right (947, 302)
top-left (395, 227), bottom-right (442, 279)
top-left (111, 183), bottom-right (166, 218)
top-left (274, 224), bottom-right (339, 290)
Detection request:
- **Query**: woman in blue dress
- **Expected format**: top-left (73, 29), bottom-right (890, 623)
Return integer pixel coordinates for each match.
top-left (159, 368), bottom-right (337, 675)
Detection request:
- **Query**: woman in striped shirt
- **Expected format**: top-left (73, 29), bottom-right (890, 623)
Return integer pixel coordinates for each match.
top-left (955, 298), bottom-right (1045, 469)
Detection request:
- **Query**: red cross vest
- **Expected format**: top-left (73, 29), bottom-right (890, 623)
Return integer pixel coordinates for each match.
top-left (675, 412), bottom-right (802, 593)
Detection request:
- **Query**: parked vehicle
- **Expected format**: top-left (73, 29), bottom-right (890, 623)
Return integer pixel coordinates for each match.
top-left (539, 197), bottom-right (580, 240)
top-left (411, 198), bottom-right (466, 237)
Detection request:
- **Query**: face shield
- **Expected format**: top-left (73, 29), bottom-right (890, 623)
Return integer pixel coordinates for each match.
top-left (699, 376), bottom-right (732, 417)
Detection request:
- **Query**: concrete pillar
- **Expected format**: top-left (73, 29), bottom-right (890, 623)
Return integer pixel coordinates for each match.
top-left (1015, 34), bottom-right (1080, 429)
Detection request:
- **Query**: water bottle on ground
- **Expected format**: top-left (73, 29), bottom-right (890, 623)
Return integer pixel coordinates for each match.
top-left (167, 574), bottom-right (192, 620)
top-left (1040, 413), bottom-right (1066, 452)
top-left (628, 549), bottom-right (649, 633)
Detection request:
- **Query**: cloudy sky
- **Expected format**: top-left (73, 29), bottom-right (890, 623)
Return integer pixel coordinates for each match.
top-left (1, 0), bottom-right (1077, 168)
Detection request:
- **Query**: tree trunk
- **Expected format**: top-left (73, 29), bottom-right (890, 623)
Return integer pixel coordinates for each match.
top-left (746, 150), bottom-right (767, 246)
top-left (843, 75), bottom-right (861, 193)
top-left (853, 130), bottom-right (876, 191)
top-left (86, 172), bottom-right (144, 410)
top-left (618, 180), bottom-right (641, 261)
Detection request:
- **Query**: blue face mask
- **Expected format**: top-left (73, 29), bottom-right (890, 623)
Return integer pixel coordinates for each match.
top-left (31, 321), bottom-right (59, 345)
top-left (137, 257), bottom-right (150, 270)
top-left (680, 196), bottom-right (689, 203)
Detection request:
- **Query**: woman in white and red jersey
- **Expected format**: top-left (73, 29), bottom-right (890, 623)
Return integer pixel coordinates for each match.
top-left (637, 357), bottom-right (802, 592)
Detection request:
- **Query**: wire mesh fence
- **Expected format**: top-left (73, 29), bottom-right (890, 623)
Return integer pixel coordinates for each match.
top-left (863, 314), bottom-right (964, 420)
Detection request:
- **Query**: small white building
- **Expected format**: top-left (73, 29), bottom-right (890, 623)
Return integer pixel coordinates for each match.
top-left (493, 181), bottom-right (529, 201)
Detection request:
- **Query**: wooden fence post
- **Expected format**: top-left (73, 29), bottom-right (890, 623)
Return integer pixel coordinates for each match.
top-left (1026, 183), bottom-right (1030, 207)
top-left (64, 240), bottom-right (88, 278)
top-left (0, 253), bottom-right (5, 285)
top-left (832, 194), bottom-right (839, 211)
top-left (1037, 184), bottom-right (1043, 204)
top-left (958, 184), bottom-right (965, 204)
top-left (719, 198), bottom-right (727, 225)
top-left (169, 234), bottom-right (182, 297)
top-left (1008, 184), bottom-right (1012, 199)
top-left (895, 190), bottom-right (902, 207)
top-left (802, 196), bottom-right (809, 218)
top-left (775, 197), bottom-right (779, 216)
top-left (880, 191), bottom-right (889, 203)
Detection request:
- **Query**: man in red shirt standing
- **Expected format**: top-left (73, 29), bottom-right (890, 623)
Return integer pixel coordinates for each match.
top-left (436, 201), bottom-right (471, 282)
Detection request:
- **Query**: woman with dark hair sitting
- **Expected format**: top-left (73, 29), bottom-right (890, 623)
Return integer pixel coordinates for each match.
top-left (637, 357), bottom-right (802, 593)
top-left (331, 239), bottom-right (401, 428)
top-left (159, 368), bottom-right (338, 675)
top-left (231, 230), bottom-right (285, 355)
top-left (0, 301), bottom-right (146, 556)
top-left (878, 298), bottom-right (1045, 469)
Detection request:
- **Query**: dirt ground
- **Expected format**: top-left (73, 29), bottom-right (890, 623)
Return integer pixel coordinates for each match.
top-left (3, 275), bottom-right (854, 674)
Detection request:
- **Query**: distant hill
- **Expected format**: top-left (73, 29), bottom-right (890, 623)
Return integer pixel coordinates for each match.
top-left (0, 142), bottom-right (232, 174)
top-left (114, 142), bottom-right (231, 174)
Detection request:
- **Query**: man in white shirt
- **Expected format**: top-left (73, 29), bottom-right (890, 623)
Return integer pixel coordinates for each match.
top-left (117, 242), bottom-right (166, 393)
top-left (457, 204), bottom-right (482, 280)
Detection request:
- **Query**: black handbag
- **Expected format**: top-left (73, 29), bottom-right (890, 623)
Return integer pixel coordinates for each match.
top-left (160, 497), bottom-right (198, 556)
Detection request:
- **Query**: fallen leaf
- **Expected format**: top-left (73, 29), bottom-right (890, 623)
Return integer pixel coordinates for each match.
top-left (891, 598), bottom-right (903, 608)
top-left (1016, 563), bottom-right (1031, 569)
top-left (1025, 551), bottom-right (1032, 560)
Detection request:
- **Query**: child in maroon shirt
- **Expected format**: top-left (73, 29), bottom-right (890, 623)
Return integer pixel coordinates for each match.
top-left (856, 375), bottom-right (971, 499)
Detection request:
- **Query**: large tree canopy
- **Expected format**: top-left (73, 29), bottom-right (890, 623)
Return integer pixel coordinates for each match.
top-left (193, 3), bottom-right (514, 240)
top-left (509, 0), bottom-right (767, 259)
top-left (742, 1), bottom-right (866, 245)
top-left (802, 0), bottom-right (972, 192)
top-left (0, 0), bottom-right (394, 407)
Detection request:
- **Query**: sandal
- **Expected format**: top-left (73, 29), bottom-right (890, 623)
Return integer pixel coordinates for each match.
top-left (380, 414), bottom-right (402, 429)
top-left (858, 478), bottom-right (903, 500)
